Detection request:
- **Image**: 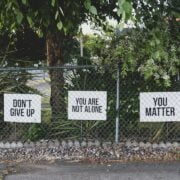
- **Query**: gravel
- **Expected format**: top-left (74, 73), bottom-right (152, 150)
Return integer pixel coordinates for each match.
top-left (0, 141), bottom-right (179, 163)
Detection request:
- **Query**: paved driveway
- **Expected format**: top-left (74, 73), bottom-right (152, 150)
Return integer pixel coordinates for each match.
top-left (5, 161), bottom-right (180, 180)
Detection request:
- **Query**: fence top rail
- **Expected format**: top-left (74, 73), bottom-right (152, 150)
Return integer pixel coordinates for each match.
top-left (0, 65), bottom-right (105, 72)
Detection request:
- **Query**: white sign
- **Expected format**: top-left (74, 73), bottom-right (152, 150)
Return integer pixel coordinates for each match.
top-left (4, 94), bottom-right (41, 123)
top-left (68, 91), bottom-right (107, 120)
top-left (140, 92), bottom-right (180, 122)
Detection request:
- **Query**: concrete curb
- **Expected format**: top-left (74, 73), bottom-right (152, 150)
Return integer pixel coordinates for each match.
top-left (0, 140), bottom-right (179, 149)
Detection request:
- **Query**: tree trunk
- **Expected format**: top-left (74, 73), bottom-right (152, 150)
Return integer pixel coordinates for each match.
top-left (46, 32), bottom-right (66, 121)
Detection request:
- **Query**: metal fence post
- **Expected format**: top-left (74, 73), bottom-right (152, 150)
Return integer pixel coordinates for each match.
top-left (115, 64), bottom-right (120, 143)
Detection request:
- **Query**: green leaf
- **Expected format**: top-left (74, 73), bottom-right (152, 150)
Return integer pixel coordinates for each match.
top-left (36, 29), bottom-right (44, 38)
top-left (7, 2), bottom-right (12, 9)
top-left (55, 11), bottom-right (59, 20)
top-left (150, 40), bottom-right (155, 46)
top-left (122, 11), bottom-right (126, 21)
top-left (89, 6), bottom-right (97, 15)
top-left (118, 0), bottom-right (125, 6)
top-left (117, 0), bottom-right (132, 20)
top-left (16, 11), bottom-right (23, 24)
top-left (10, 22), bottom-right (16, 30)
top-left (84, 0), bottom-right (91, 10)
top-left (57, 21), bottom-right (63, 30)
top-left (27, 16), bottom-right (34, 27)
top-left (51, 0), bottom-right (55, 7)
top-left (22, 0), bottom-right (27, 5)
top-left (154, 51), bottom-right (160, 59)
top-left (155, 38), bottom-right (160, 45)
top-left (59, 7), bottom-right (64, 16)
top-left (122, 1), bottom-right (132, 17)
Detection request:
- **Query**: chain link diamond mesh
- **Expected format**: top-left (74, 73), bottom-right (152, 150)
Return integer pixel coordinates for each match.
top-left (0, 66), bottom-right (179, 142)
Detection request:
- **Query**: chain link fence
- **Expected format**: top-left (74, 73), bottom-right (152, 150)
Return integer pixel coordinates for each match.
top-left (0, 65), bottom-right (179, 143)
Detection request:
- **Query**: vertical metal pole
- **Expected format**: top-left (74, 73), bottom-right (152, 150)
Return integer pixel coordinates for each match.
top-left (80, 36), bottom-right (83, 57)
top-left (115, 64), bottom-right (120, 143)
top-left (80, 29), bottom-right (83, 141)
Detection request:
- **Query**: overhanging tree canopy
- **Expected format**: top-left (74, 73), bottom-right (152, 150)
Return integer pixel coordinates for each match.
top-left (0, 0), bottom-right (179, 120)
top-left (0, 0), bottom-right (132, 120)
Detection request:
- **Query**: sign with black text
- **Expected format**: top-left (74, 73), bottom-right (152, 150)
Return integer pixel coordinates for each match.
top-left (4, 94), bottom-right (41, 123)
top-left (140, 92), bottom-right (180, 122)
top-left (68, 91), bottom-right (107, 120)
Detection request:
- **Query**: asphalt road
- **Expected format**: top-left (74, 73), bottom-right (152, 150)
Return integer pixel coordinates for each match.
top-left (5, 161), bottom-right (180, 180)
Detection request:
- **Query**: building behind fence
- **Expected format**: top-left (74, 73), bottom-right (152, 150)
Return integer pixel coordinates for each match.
top-left (0, 65), bottom-right (179, 143)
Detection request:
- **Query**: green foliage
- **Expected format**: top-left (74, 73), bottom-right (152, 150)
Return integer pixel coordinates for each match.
top-left (86, 24), bottom-right (179, 87)
top-left (25, 124), bottom-right (48, 141)
top-left (57, 21), bottom-right (63, 31)
top-left (117, 0), bottom-right (132, 21)
top-left (84, 0), bottom-right (97, 15)
top-left (0, 0), bottom-right (129, 36)
top-left (80, 26), bottom-right (179, 141)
